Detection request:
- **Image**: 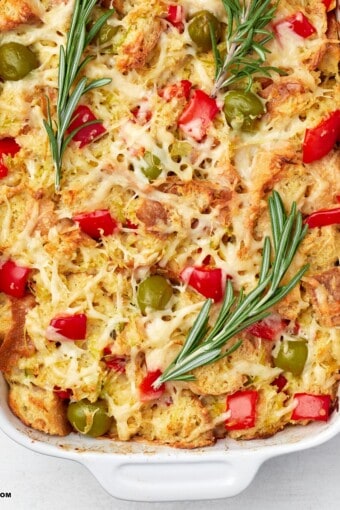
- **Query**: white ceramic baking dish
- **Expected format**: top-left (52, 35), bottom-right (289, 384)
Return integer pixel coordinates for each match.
top-left (0, 375), bottom-right (339, 502)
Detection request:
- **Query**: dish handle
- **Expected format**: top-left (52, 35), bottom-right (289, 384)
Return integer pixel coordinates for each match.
top-left (82, 455), bottom-right (264, 501)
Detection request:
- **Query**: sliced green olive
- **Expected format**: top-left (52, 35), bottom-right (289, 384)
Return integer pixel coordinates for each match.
top-left (98, 23), bottom-right (120, 45)
top-left (67, 399), bottom-right (113, 437)
top-left (223, 90), bottom-right (265, 131)
top-left (274, 340), bottom-right (308, 377)
top-left (188, 10), bottom-right (223, 52)
top-left (137, 275), bottom-right (173, 314)
top-left (141, 152), bottom-right (162, 181)
top-left (0, 43), bottom-right (39, 81)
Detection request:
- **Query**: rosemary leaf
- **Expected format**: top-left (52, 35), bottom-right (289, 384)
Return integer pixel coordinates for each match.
top-left (211, 0), bottom-right (284, 96)
top-left (44, 0), bottom-right (113, 191)
top-left (153, 192), bottom-right (309, 389)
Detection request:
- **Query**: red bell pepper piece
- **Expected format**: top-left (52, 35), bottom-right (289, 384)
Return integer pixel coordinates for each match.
top-left (166, 5), bottom-right (185, 32)
top-left (336, 196), bottom-right (340, 204)
top-left (302, 110), bottom-right (340, 163)
top-left (131, 101), bottom-right (152, 125)
top-left (123, 219), bottom-right (138, 230)
top-left (292, 393), bottom-right (331, 421)
top-left (178, 90), bottom-right (220, 141)
top-left (104, 355), bottom-right (127, 373)
top-left (139, 369), bottom-right (165, 402)
top-left (67, 105), bottom-right (106, 148)
top-left (322, 0), bottom-right (332, 10)
top-left (46, 313), bottom-right (87, 341)
top-left (0, 138), bottom-right (20, 178)
top-left (305, 207), bottom-right (340, 228)
top-left (225, 390), bottom-right (259, 430)
top-left (246, 314), bottom-right (287, 340)
top-left (271, 374), bottom-right (288, 392)
top-left (180, 266), bottom-right (227, 303)
top-left (53, 386), bottom-right (73, 400)
top-left (0, 259), bottom-right (30, 298)
top-left (274, 12), bottom-right (316, 38)
top-left (159, 80), bottom-right (192, 102)
top-left (73, 209), bottom-right (118, 240)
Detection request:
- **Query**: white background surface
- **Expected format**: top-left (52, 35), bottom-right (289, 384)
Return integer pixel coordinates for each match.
top-left (1, 427), bottom-right (340, 510)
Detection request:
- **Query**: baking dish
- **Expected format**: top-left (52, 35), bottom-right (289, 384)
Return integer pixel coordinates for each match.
top-left (1, 375), bottom-right (339, 502)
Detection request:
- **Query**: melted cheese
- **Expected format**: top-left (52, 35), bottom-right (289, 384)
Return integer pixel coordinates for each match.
top-left (1, 0), bottom-right (339, 446)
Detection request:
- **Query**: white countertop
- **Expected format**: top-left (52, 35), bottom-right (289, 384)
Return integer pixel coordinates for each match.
top-left (1, 427), bottom-right (340, 509)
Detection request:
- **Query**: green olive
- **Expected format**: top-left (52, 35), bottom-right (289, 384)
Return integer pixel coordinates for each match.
top-left (274, 340), bottom-right (308, 377)
top-left (137, 275), bottom-right (173, 314)
top-left (67, 399), bottom-right (113, 437)
top-left (0, 43), bottom-right (39, 81)
top-left (98, 23), bottom-right (120, 45)
top-left (188, 10), bottom-right (223, 52)
top-left (142, 152), bottom-right (162, 181)
top-left (223, 90), bottom-right (265, 131)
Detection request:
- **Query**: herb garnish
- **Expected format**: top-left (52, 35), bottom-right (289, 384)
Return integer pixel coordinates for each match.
top-left (210, 0), bottom-right (284, 96)
top-left (44, 0), bottom-right (113, 191)
top-left (153, 192), bottom-right (309, 388)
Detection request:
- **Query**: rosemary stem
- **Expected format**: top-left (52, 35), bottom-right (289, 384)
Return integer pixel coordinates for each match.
top-left (153, 191), bottom-right (309, 388)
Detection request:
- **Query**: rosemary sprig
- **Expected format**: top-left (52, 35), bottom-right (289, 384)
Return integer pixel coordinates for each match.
top-left (44, 0), bottom-right (113, 191)
top-left (211, 0), bottom-right (284, 96)
top-left (153, 192), bottom-right (309, 388)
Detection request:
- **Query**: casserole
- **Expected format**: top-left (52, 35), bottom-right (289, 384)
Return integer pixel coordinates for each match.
top-left (1, 373), bottom-right (340, 501)
top-left (1, 0), bottom-right (340, 499)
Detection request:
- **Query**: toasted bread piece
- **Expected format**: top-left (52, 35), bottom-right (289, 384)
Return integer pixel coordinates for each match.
top-left (116, 4), bottom-right (163, 73)
top-left (305, 268), bottom-right (340, 327)
top-left (8, 382), bottom-right (71, 436)
top-left (0, 295), bottom-right (35, 373)
top-left (140, 390), bottom-right (214, 448)
top-left (0, 0), bottom-right (40, 31)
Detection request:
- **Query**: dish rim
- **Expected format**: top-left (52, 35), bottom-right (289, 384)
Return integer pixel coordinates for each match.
top-left (1, 375), bottom-right (340, 501)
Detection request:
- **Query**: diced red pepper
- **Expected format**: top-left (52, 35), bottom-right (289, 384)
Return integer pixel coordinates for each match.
top-left (53, 386), bottom-right (73, 400)
top-left (159, 80), bottom-right (192, 102)
top-left (202, 254), bottom-right (212, 266)
top-left (46, 313), bottom-right (87, 341)
top-left (73, 209), bottom-right (118, 240)
top-left (178, 90), bottom-right (220, 142)
top-left (104, 356), bottom-right (127, 373)
top-left (271, 374), bottom-right (288, 392)
top-left (0, 138), bottom-right (21, 178)
top-left (225, 390), bottom-right (259, 430)
top-left (246, 314), bottom-right (287, 341)
top-left (139, 369), bottom-right (165, 402)
top-left (131, 102), bottom-right (152, 125)
top-left (67, 105), bottom-right (106, 148)
top-left (180, 266), bottom-right (227, 303)
top-left (123, 219), bottom-right (138, 230)
top-left (274, 12), bottom-right (317, 39)
top-left (166, 5), bottom-right (185, 32)
top-left (292, 393), bottom-right (331, 421)
top-left (322, 0), bottom-right (332, 10)
top-left (305, 207), bottom-right (340, 228)
top-left (290, 321), bottom-right (300, 336)
top-left (302, 110), bottom-right (340, 163)
top-left (0, 260), bottom-right (30, 298)
top-left (336, 196), bottom-right (340, 204)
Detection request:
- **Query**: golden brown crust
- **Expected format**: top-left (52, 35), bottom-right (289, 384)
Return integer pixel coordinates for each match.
top-left (8, 382), bottom-right (71, 436)
top-left (116, 6), bottom-right (163, 73)
top-left (318, 12), bottom-right (340, 76)
top-left (136, 199), bottom-right (168, 227)
top-left (306, 267), bottom-right (340, 326)
top-left (0, 295), bottom-right (36, 373)
top-left (0, 0), bottom-right (40, 31)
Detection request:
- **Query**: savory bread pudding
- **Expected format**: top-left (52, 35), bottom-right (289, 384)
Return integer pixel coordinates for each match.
top-left (0, 0), bottom-right (339, 448)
